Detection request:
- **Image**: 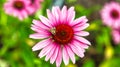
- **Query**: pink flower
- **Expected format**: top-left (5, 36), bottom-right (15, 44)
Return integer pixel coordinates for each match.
top-left (4, 0), bottom-right (41, 20)
top-left (112, 28), bottom-right (120, 44)
top-left (29, 0), bottom-right (43, 14)
top-left (30, 6), bottom-right (91, 67)
top-left (100, 1), bottom-right (120, 29)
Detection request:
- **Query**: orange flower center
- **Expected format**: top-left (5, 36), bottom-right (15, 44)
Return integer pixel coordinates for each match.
top-left (52, 24), bottom-right (74, 44)
top-left (13, 1), bottom-right (24, 10)
top-left (110, 9), bottom-right (119, 19)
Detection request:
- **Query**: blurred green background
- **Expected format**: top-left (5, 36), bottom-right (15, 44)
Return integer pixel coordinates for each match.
top-left (0, 0), bottom-right (120, 67)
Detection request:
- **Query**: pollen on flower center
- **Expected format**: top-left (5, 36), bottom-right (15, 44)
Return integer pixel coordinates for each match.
top-left (110, 9), bottom-right (119, 19)
top-left (51, 24), bottom-right (74, 44)
top-left (13, 1), bottom-right (24, 10)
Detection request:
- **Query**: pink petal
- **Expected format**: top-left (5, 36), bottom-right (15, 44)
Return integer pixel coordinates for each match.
top-left (39, 43), bottom-right (53, 58)
top-left (21, 10), bottom-right (28, 18)
top-left (31, 26), bottom-right (48, 34)
top-left (13, 10), bottom-right (19, 17)
top-left (26, 6), bottom-right (35, 14)
top-left (56, 46), bottom-right (62, 67)
top-left (112, 30), bottom-right (120, 44)
top-left (72, 40), bottom-right (85, 52)
top-left (62, 46), bottom-right (69, 65)
top-left (65, 45), bottom-right (75, 64)
top-left (29, 33), bottom-right (49, 39)
top-left (50, 44), bottom-right (59, 64)
top-left (32, 39), bottom-right (51, 51)
top-left (4, 2), bottom-right (11, 8)
top-left (74, 36), bottom-right (91, 45)
top-left (114, 21), bottom-right (120, 29)
top-left (47, 9), bottom-right (56, 25)
top-left (31, 23), bottom-right (50, 34)
top-left (22, 0), bottom-right (30, 5)
top-left (52, 6), bottom-right (60, 22)
top-left (75, 31), bottom-right (89, 36)
top-left (45, 44), bottom-right (56, 61)
top-left (69, 43), bottom-right (84, 58)
top-left (32, 20), bottom-right (49, 30)
top-left (18, 13), bottom-right (24, 20)
top-left (73, 23), bottom-right (89, 31)
top-left (60, 6), bottom-right (67, 24)
top-left (75, 40), bottom-right (89, 49)
top-left (5, 8), bottom-right (13, 15)
top-left (70, 16), bottom-right (88, 26)
top-left (67, 7), bottom-right (75, 24)
top-left (39, 15), bottom-right (52, 28)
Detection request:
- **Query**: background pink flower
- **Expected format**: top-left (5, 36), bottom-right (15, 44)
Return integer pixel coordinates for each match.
top-left (100, 1), bottom-right (120, 29)
top-left (30, 6), bottom-right (91, 67)
top-left (4, 0), bottom-right (42, 20)
top-left (29, 0), bottom-right (43, 14)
